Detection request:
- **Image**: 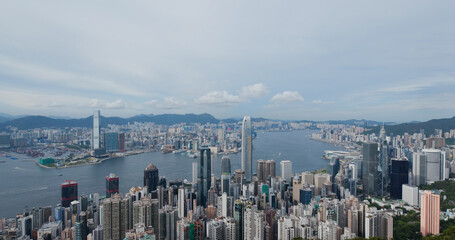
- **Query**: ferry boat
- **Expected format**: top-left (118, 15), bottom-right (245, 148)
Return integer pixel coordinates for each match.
top-left (172, 149), bottom-right (186, 154)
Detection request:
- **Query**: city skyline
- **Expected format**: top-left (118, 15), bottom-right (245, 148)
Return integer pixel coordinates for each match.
top-left (0, 1), bottom-right (455, 122)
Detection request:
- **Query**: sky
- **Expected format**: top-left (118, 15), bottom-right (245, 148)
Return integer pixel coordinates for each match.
top-left (0, 1), bottom-right (455, 122)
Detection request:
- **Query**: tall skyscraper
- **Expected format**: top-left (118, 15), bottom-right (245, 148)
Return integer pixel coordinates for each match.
top-left (106, 173), bottom-right (119, 197)
top-left (104, 132), bottom-right (119, 152)
top-left (378, 138), bottom-right (389, 196)
top-left (422, 149), bottom-right (447, 182)
top-left (241, 116), bottom-right (253, 182)
top-left (280, 160), bottom-right (293, 182)
top-left (118, 133), bottom-right (126, 152)
top-left (413, 153), bottom-right (427, 186)
top-left (328, 157), bottom-right (340, 183)
top-left (221, 155), bottom-right (231, 175)
top-left (257, 159), bottom-right (266, 183)
top-left (362, 143), bottom-right (378, 196)
top-left (61, 180), bottom-right (78, 208)
top-left (197, 146), bottom-right (211, 207)
top-left (192, 162), bottom-right (198, 185)
top-left (266, 160), bottom-right (276, 178)
top-left (390, 158), bottom-right (408, 199)
top-left (92, 110), bottom-right (100, 150)
top-left (221, 156), bottom-right (231, 194)
top-left (102, 193), bottom-right (130, 240)
top-left (178, 187), bottom-right (185, 218)
top-left (421, 190), bottom-right (440, 236)
top-left (258, 159), bottom-right (276, 183)
top-left (144, 164), bottom-right (159, 194)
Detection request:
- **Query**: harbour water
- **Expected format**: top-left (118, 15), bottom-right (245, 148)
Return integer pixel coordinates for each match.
top-left (0, 130), bottom-right (344, 218)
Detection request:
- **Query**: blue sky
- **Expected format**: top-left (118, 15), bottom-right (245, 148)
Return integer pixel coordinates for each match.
top-left (0, 1), bottom-right (454, 122)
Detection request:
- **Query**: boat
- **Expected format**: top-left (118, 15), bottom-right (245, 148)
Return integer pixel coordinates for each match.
top-left (58, 174), bottom-right (63, 176)
top-left (188, 153), bottom-right (198, 159)
top-left (172, 149), bottom-right (186, 154)
top-left (10, 157), bottom-right (18, 160)
top-left (0, 161), bottom-right (5, 163)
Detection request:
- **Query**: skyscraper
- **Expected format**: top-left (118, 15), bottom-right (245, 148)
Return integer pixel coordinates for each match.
top-left (144, 164), bottom-right (159, 194)
top-left (378, 138), bottom-right (389, 197)
top-left (266, 160), bottom-right (276, 178)
top-left (92, 110), bottom-right (100, 150)
top-left (241, 116), bottom-right (253, 181)
top-left (61, 180), bottom-right (78, 208)
top-left (422, 149), bottom-right (447, 182)
top-left (197, 146), bottom-right (211, 207)
top-left (328, 157), bottom-right (340, 183)
top-left (192, 162), bottom-right (198, 185)
top-left (258, 159), bottom-right (276, 183)
top-left (221, 155), bottom-right (231, 175)
top-left (362, 143), bottom-right (378, 196)
top-left (102, 193), bottom-right (130, 240)
top-left (178, 187), bottom-right (185, 218)
top-left (106, 173), bottom-right (119, 197)
top-left (104, 132), bottom-right (119, 152)
top-left (257, 159), bottom-right (266, 183)
top-left (280, 160), bottom-right (293, 182)
top-left (221, 156), bottom-right (231, 195)
top-left (390, 158), bottom-right (408, 199)
top-left (413, 153), bottom-right (427, 186)
top-left (421, 191), bottom-right (440, 236)
top-left (118, 133), bottom-right (126, 152)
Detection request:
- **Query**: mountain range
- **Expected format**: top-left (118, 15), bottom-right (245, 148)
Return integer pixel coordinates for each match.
top-left (0, 113), bottom-right (218, 130)
top-left (366, 116), bottom-right (455, 136)
top-left (1, 112), bottom-right (454, 136)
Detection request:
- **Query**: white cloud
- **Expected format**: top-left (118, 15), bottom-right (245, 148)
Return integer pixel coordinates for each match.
top-left (240, 83), bottom-right (268, 98)
top-left (195, 91), bottom-right (243, 106)
top-left (312, 99), bottom-right (334, 104)
top-left (145, 97), bottom-right (187, 109)
top-left (49, 102), bottom-right (66, 108)
top-left (105, 99), bottom-right (126, 109)
top-left (270, 91), bottom-right (304, 103)
top-left (89, 99), bottom-right (126, 109)
top-left (0, 54), bottom-right (147, 97)
top-left (194, 83), bottom-right (267, 107)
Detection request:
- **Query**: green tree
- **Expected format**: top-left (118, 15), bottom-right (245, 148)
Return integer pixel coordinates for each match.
top-left (393, 210), bottom-right (423, 240)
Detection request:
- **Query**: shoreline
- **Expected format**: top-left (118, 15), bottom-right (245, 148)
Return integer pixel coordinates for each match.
top-left (309, 136), bottom-right (361, 152)
top-left (37, 148), bottom-right (156, 169)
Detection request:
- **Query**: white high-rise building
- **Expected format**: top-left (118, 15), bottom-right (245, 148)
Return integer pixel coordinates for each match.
top-left (402, 184), bottom-right (419, 206)
top-left (192, 162), bottom-right (198, 185)
top-left (278, 217), bottom-right (294, 240)
top-left (241, 116), bottom-right (253, 181)
top-left (280, 160), bottom-right (293, 182)
top-left (178, 188), bottom-right (185, 218)
top-left (221, 192), bottom-right (228, 218)
top-left (318, 220), bottom-right (338, 240)
top-left (206, 218), bottom-right (236, 240)
top-left (92, 110), bottom-right (100, 150)
top-left (422, 149), bottom-right (447, 183)
top-left (348, 162), bottom-right (359, 180)
top-left (244, 205), bottom-right (264, 240)
top-left (413, 153), bottom-right (427, 186)
top-left (207, 220), bottom-right (224, 240)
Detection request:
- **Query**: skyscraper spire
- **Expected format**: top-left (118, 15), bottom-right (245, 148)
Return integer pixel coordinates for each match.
top-left (379, 123), bottom-right (386, 141)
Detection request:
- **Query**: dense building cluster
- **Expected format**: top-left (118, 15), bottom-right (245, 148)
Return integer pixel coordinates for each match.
top-left (2, 115), bottom-right (455, 240)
